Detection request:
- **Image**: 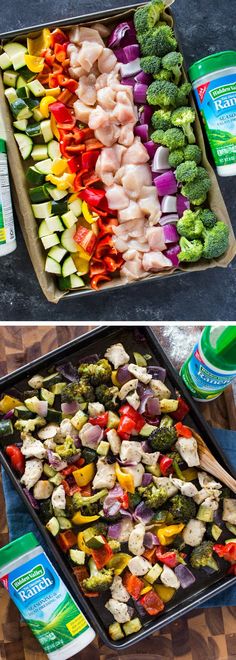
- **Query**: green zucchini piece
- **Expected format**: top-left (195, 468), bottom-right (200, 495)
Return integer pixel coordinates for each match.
top-left (68, 198), bottom-right (82, 217)
top-left (50, 383), bottom-right (65, 395)
top-left (11, 99), bottom-right (32, 119)
top-left (62, 255), bottom-right (77, 278)
top-left (0, 419), bottom-right (13, 436)
top-left (45, 215), bottom-right (64, 232)
top-left (14, 405), bottom-right (34, 419)
top-left (47, 408), bottom-right (62, 423)
top-left (211, 524), bottom-right (222, 541)
top-left (14, 133), bottom-right (33, 160)
top-left (46, 186), bottom-right (67, 201)
top-left (25, 122), bottom-right (42, 138)
top-left (16, 86), bottom-right (29, 99)
top-left (31, 145), bottom-right (49, 162)
top-left (61, 227), bottom-right (78, 253)
top-left (61, 210), bottom-right (77, 229)
top-left (26, 98), bottom-right (39, 111)
top-left (51, 199), bottom-right (68, 216)
top-left (43, 373), bottom-right (62, 387)
top-left (3, 42), bottom-right (27, 71)
top-left (41, 234), bottom-right (60, 250)
top-left (43, 463), bottom-right (57, 478)
top-left (48, 245), bottom-right (67, 263)
top-left (49, 474), bottom-right (63, 486)
top-left (27, 79), bottom-right (45, 96)
top-left (29, 185), bottom-right (50, 204)
top-left (197, 504), bottom-right (214, 523)
top-left (32, 200), bottom-right (52, 219)
top-left (3, 70), bottom-right (18, 87)
top-left (26, 166), bottom-right (45, 186)
top-left (69, 549), bottom-right (85, 565)
top-left (0, 52), bottom-right (12, 70)
top-left (38, 221), bottom-right (54, 238)
top-left (40, 388), bottom-right (55, 406)
top-left (46, 516), bottom-right (60, 537)
top-left (5, 87), bottom-right (18, 104)
top-left (13, 119), bottom-right (27, 132)
top-left (34, 158), bottom-right (52, 174)
top-left (41, 119), bottom-right (53, 143)
top-left (47, 140), bottom-right (61, 160)
top-left (57, 516), bottom-right (72, 530)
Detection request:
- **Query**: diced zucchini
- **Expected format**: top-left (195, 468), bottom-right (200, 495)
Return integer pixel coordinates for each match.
top-left (28, 374), bottom-right (44, 389)
top-left (51, 199), bottom-right (68, 216)
top-left (46, 516), bottom-right (60, 537)
top-left (16, 75), bottom-right (28, 90)
top-left (46, 185), bottom-right (68, 201)
top-left (109, 623), bottom-right (124, 641)
top-left (123, 619), bottom-right (142, 636)
top-left (145, 562), bottom-right (162, 584)
top-left (0, 419), bottom-right (13, 437)
top-left (17, 66), bottom-right (35, 82)
top-left (61, 210), bottom-right (77, 229)
top-left (26, 98), bottom-right (40, 111)
top-left (35, 158), bottom-right (52, 174)
top-left (38, 220), bottom-right (54, 238)
top-left (41, 233), bottom-right (60, 250)
top-left (71, 410), bottom-right (88, 431)
top-left (41, 119), bottom-right (53, 143)
top-left (40, 388), bottom-right (55, 406)
top-left (68, 199), bottom-right (82, 217)
top-left (48, 245), bottom-right (67, 263)
top-left (26, 165), bottom-right (45, 186)
top-left (47, 408), bottom-right (62, 423)
top-left (4, 42), bottom-right (27, 71)
top-left (139, 423), bottom-right (158, 437)
top-left (3, 70), bottom-right (18, 87)
top-left (14, 133), bottom-right (33, 160)
top-left (146, 464), bottom-right (161, 477)
top-left (61, 227), bottom-right (78, 253)
top-left (33, 107), bottom-right (44, 122)
top-left (57, 516), bottom-right (72, 530)
top-left (11, 99), bottom-right (32, 119)
top-left (50, 383), bottom-right (65, 395)
top-left (13, 119), bottom-right (27, 131)
top-left (14, 405), bottom-right (34, 419)
top-left (43, 373), bottom-right (61, 387)
top-left (47, 140), bottom-right (61, 160)
top-left (160, 399), bottom-right (179, 413)
top-left (86, 535), bottom-right (105, 549)
top-left (69, 549), bottom-right (85, 565)
top-left (25, 396), bottom-right (48, 416)
top-left (45, 258), bottom-right (61, 275)
top-left (50, 474), bottom-right (63, 486)
top-left (58, 274), bottom-right (84, 291)
top-left (62, 255), bottom-right (77, 277)
top-left (211, 524), bottom-right (222, 541)
top-left (45, 215), bottom-right (64, 232)
top-left (27, 79), bottom-right (45, 96)
top-left (26, 122), bottom-right (42, 138)
top-left (29, 185), bottom-right (50, 204)
top-left (16, 86), bottom-right (29, 99)
top-left (5, 87), bottom-right (18, 104)
top-left (0, 52), bottom-right (12, 70)
top-left (197, 504), bottom-right (214, 523)
top-left (31, 145), bottom-right (49, 162)
top-left (97, 440), bottom-right (109, 456)
top-left (226, 523), bottom-right (236, 535)
top-left (32, 201), bottom-right (52, 218)
top-left (43, 463), bottom-right (57, 478)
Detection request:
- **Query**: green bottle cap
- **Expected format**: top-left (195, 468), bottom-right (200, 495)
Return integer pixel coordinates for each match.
top-left (188, 50), bottom-right (236, 83)
top-left (201, 326), bottom-right (236, 372)
top-left (0, 533), bottom-right (39, 569)
top-left (0, 139), bottom-right (6, 154)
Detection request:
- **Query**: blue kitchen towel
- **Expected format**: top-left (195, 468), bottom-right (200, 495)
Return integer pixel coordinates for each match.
top-left (1, 427), bottom-right (236, 608)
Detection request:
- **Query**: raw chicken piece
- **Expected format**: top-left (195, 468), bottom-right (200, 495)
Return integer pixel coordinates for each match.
top-left (111, 101), bottom-right (137, 125)
top-left (116, 88), bottom-right (134, 104)
top-left (77, 74), bottom-right (97, 106)
top-left (106, 184), bottom-right (130, 210)
top-left (69, 26), bottom-right (81, 43)
top-left (88, 106), bottom-right (109, 129)
top-left (123, 249), bottom-right (140, 261)
top-left (97, 86), bottom-right (116, 110)
top-left (128, 239), bottom-right (149, 252)
top-left (121, 165), bottom-right (152, 199)
top-left (122, 137), bottom-right (149, 165)
top-left (69, 50), bottom-right (81, 67)
top-left (113, 237), bottom-right (129, 253)
top-left (69, 66), bottom-right (87, 81)
top-left (142, 251), bottom-right (172, 271)
top-left (74, 100), bottom-right (92, 123)
top-left (98, 48), bottom-right (117, 73)
top-left (118, 201), bottom-right (144, 222)
top-left (146, 226), bottom-right (166, 251)
top-left (91, 22), bottom-right (111, 38)
top-left (140, 186), bottom-right (158, 199)
top-left (139, 196), bottom-right (161, 222)
top-left (95, 147), bottom-right (121, 186)
top-left (70, 26), bottom-right (104, 46)
top-left (118, 123), bottom-right (135, 146)
top-left (95, 72), bottom-right (109, 89)
top-left (78, 41), bottom-right (103, 72)
top-left (128, 219), bottom-right (146, 237)
top-left (95, 125), bottom-right (120, 146)
top-left (67, 43), bottom-right (78, 55)
top-left (121, 257), bottom-right (146, 281)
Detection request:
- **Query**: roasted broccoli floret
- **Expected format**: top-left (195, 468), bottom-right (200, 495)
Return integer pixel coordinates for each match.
top-left (151, 109), bottom-right (172, 131)
top-left (56, 437), bottom-right (77, 459)
top-left (150, 426), bottom-right (177, 452)
top-left (80, 502), bottom-right (100, 516)
top-left (176, 82), bottom-right (192, 107)
top-left (175, 161), bottom-right (198, 183)
top-left (134, 0), bottom-right (165, 33)
top-left (198, 208), bottom-right (217, 229)
top-left (140, 55), bottom-right (161, 75)
top-left (139, 24), bottom-right (177, 58)
top-left (159, 414), bottom-right (174, 429)
top-left (178, 237), bottom-right (203, 263)
top-left (168, 494), bottom-right (197, 523)
top-left (182, 168), bottom-right (211, 205)
top-left (78, 359), bottom-right (112, 386)
top-left (162, 51), bottom-right (183, 84)
top-left (164, 127), bottom-right (185, 150)
top-left (73, 488), bottom-right (108, 510)
top-left (171, 106), bottom-right (196, 144)
top-left (147, 79), bottom-right (178, 107)
top-left (14, 417), bottom-right (46, 432)
top-left (190, 541), bottom-right (218, 571)
top-left (108, 539), bottom-right (121, 553)
top-left (153, 69), bottom-right (172, 81)
top-left (82, 568), bottom-right (114, 592)
top-left (177, 209), bottom-right (204, 239)
top-left (184, 144), bottom-right (202, 164)
top-left (62, 381), bottom-right (95, 404)
top-left (142, 484), bottom-right (169, 509)
top-left (202, 221), bottom-right (229, 259)
top-left (168, 149), bottom-right (185, 168)
top-left (95, 384), bottom-right (118, 411)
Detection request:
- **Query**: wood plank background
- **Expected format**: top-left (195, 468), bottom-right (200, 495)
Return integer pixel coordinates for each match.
top-left (0, 325), bottom-right (235, 660)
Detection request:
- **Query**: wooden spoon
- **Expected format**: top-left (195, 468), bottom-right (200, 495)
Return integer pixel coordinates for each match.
top-left (191, 429), bottom-right (236, 494)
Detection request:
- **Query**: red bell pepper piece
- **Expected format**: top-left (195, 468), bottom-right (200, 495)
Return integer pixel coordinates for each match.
top-left (139, 589), bottom-right (164, 616)
top-left (91, 539), bottom-right (113, 569)
top-left (94, 235), bottom-right (114, 259)
top-left (120, 492), bottom-right (129, 509)
top-left (61, 479), bottom-right (70, 495)
top-left (90, 274), bottom-right (111, 290)
top-left (143, 547), bottom-right (157, 563)
top-left (175, 422), bottom-right (192, 438)
top-left (79, 187), bottom-right (106, 208)
top-left (61, 465), bottom-right (78, 476)
top-left (54, 42), bottom-right (68, 62)
top-left (156, 547), bottom-right (179, 568)
top-left (103, 255), bottom-right (123, 272)
top-left (62, 78), bottom-right (78, 93)
top-left (159, 455), bottom-right (173, 476)
top-left (89, 412), bottom-right (108, 428)
top-left (171, 397), bottom-right (190, 421)
top-left (89, 259), bottom-right (107, 277)
top-left (98, 217), bottom-right (118, 236)
top-left (81, 150), bottom-right (100, 171)
top-left (44, 49), bottom-right (55, 67)
top-left (122, 571), bottom-right (144, 600)
top-left (74, 226), bottom-right (96, 255)
top-left (80, 483), bottom-right (93, 497)
top-left (69, 484), bottom-right (81, 496)
top-left (57, 530), bottom-right (77, 552)
top-left (67, 155), bottom-right (81, 173)
top-left (118, 415), bottom-right (136, 439)
top-left (73, 566), bottom-right (88, 585)
top-left (49, 101), bottom-right (73, 124)
top-left (213, 543), bottom-right (236, 563)
top-left (82, 172), bottom-right (101, 187)
top-left (119, 404), bottom-right (145, 433)
top-left (5, 445), bottom-right (25, 475)
top-left (51, 28), bottom-right (68, 46)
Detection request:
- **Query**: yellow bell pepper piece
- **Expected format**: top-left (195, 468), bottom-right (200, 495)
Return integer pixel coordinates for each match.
top-left (157, 524), bottom-right (185, 546)
top-left (72, 254), bottom-right (90, 275)
top-left (82, 201), bottom-right (99, 224)
top-left (46, 172), bottom-right (75, 191)
top-left (51, 159), bottom-right (68, 176)
top-left (76, 245), bottom-right (91, 261)
top-left (44, 87), bottom-right (61, 97)
top-left (111, 370), bottom-right (120, 387)
top-left (77, 531), bottom-right (93, 555)
top-left (68, 193), bottom-right (78, 203)
top-left (73, 463), bottom-right (95, 487)
top-left (154, 584), bottom-right (176, 603)
top-left (27, 28), bottom-right (51, 56)
top-left (107, 553), bottom-right (131, 575)
top-left (24, 54), bottom-right (44, 73)
top-left (73, 511), bottom-right (99, 525)
top-left (0, 395), bottom-right (21, 414)
top-left (140, 585), bottom-right (152, 595)
top-left (182, 468), bottom-right (198, 481)
top-left (40, 96), bottom-right (56, 119)
top-left (115, 463), bottom-right (134, 494)
top-left (50, 114), bottom-right (60, 140)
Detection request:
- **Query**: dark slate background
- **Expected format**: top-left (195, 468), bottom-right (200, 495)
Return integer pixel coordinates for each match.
top-left (1, 0), bottom-right (235, 321)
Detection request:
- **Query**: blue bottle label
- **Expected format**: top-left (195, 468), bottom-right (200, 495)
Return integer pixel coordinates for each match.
top-left (0, 552), bottom-right (89, 654)
top-left (193, 73), bottom-right (236, 166)
top-left (181, 343), bottom-right (236, 400)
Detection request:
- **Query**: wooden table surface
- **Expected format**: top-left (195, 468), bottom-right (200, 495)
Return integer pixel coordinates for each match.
top-left (0, 325), bottom-right (235, 660)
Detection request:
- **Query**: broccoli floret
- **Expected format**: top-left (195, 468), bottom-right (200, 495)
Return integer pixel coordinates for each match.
top-left (175, 161), bottom-right (198, 183)
top-left (108, 539), bottom-right (121, 553)
top-left (176, 82), bottom-right (192, 107)
top-left (182, 168), bottom-right (211, 204)
top-left (190, 541), bottom-right (218, 571)
top-left (159, 415), bottom-right (174, 429)
top-left (178, 237), bottom-right (203, 263)
top-left (142, 484), bottom-right (169, 509)
top-left (151, 129), bottom-right (166, 144)
top-left (163, 128), bottom-right (185, 151)
top-left (80, 502), bottom-right (100, 516)
top-left (171, 106), bottom-right (196, 144)
top-left (150, 426), bottom-right (177, 452)
top-left (184, 144), bottom-right (202, 164)
top-left (56, 437), bottom-right (77, 459)
top-left (128, 491), bottom-right (142, 510)
top-left (139, 25), bottom-right (177, 57)
top-left (134, 0), bottom-right (165, 33)
top-left (153, 69), bottom-right (172, 81)
top-left (162, 51), bottom-right (183, 84)
top-left (140, 55), bottom-right (161, 75)
top-left (167, 450), bottom-right (183, 465)
top-left (151, 109), bottom-right (172, 131)
top-left (82, 568), bottom-right (114, 592)
top-left (78, 359), bottom-right (112, 386)
top-left (198, 208), bottom-right (217, 229)
top-left (168, 149), bottom-right (185, 168)
top-left (73, 488), bottom-right (108, 510)
top-left (62, 381), bottom-right (95, 404)
top-left (95, 384), bottom-right (118, 411)
top-left (14, 417), bottom-right (46, 432)
top-left (168, 494), bottom-right (196, 522)
top-left (202, 221), bottom-right (229, 259)
top-left (177, 209), bottom-right (204, 239)
top-left (147, 79), bottom-right (178, 107)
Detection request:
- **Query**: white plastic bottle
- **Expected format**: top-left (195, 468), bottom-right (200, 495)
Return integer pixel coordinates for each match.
top-left (0, 111), bottom-right (16, 256)
top-left (0, 532), bottom-right (95, 659)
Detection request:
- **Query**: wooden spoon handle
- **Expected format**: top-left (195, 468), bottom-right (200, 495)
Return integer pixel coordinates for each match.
top-left (199, 454), bottom-right (236, 494)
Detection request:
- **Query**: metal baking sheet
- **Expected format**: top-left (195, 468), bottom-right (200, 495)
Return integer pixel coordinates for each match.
top-left (0, 326), bottom-right (236, 649)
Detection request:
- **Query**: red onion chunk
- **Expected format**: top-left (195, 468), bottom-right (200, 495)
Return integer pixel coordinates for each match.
top-left (174, 565), bottom-right (196, 588)
top-left (120, 508), bottom-right (132, 519)
top-left (47, 450), bottom-right (67, 471)
top-left (114, 48), bottom-right (128, 63)
top-left (161, 195), bottom-right (177, 214)
top-left (67, 452), bottom-right (81, 463)
top-left (120, 58), bottom-right (141, 78)
top-left (23, 488), bottom-right (40, 510)
top-left (138, 389), bottom-right (154, 414)
top-left (165, 244), bottom-right (181, 267)
top-left (108, 522), bottom-right (122, 539)
top-left (78, 353), bottom-right (99, 365)
top-left (142, 472), bottom-right (153, 486)
top-left (144, 415), bottom-right (160, 426)
top-left (152, 146), bottom-right (170, 172)
top-left (143, 140), bottom-right (158, 159)
top-left (117, 365), bottom-right (133, 385)
top-left (57, 362), bottom-right (78, 382)
top-left (154, 171), bottom-right (177, 196)
top-left (123, 44), bottom-right (140, 62)
top-left (106, 501), bottom-right (121, 517)
top-left (147, 366), bottom-right (166, 382)
top-left (61, 401), bottom-right (80, 415)
top-left (108, 21), bottom-right (136, 48)
top-left (121, 77), bottom-right (135, 86)
top-left (135, 70), bottom-right (152, 85)
top-left (163, 223), bottom-right (179, 244)
top-left (144, 531), bottom-right (159, 548)
top-left (134, 83), bottom-right (148, 105)
top-left (134, 501), bottom-right (154, 523)
top-left (159, 213), bottom-right (179, 226)
top-left (3, 409), bottom-right (14, 419)
top-left (134, 123), bottom-right (149, 142)
top-left (79, 423), bottom-right (103, 449)
top-left (146, 396), bottom-right (161, 417)
top-left (138, 104), bottom-right (153, 125)
top-left (177, 193), bottom-right (190, 218)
